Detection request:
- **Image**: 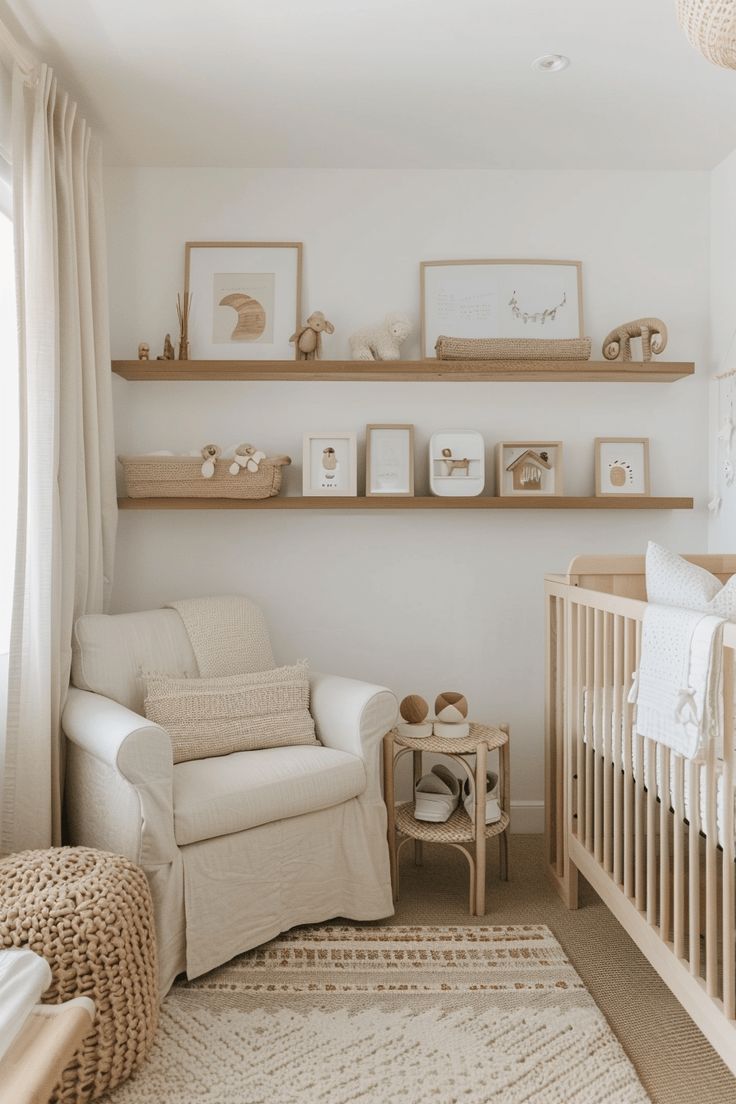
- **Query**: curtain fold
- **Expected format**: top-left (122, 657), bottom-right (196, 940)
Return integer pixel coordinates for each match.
top-left (0, 62), bottom-right (117, 852)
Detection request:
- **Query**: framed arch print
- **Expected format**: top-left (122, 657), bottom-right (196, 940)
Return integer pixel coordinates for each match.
top-left (595, 437), bottom-right (651, 497)
top-left (420, 258), bottom-right (584, 358)
top-left (184, 241), bottom-right (302, 360)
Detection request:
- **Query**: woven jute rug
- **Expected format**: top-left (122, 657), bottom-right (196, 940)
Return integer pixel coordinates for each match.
top-left (102, 924), bottom-right (647, 1104)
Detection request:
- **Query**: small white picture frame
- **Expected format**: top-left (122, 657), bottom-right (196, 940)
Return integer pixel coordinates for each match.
top-left (497, 441), bottom-right (563, 497)
top-left (595, 437), bottom-right (650, 497)
top-left (366, 425), bottom-right (414, 497)
top-left (303, 432), bottom-right (357, 497)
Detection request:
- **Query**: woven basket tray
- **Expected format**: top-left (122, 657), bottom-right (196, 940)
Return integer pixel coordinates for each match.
top-left (120, 455), bottom-right (291, 499)
top-left (434, 335), bottom-right (592, 361)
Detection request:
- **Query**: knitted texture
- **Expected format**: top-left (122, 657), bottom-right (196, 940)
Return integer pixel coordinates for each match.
top-left (677, 0), bottom-right (736, 67)
top-left (0, 847), bottom-right (158, 1103)
top-left (434, 335), bottom-right (591, 361)
top-left (143, 664), bottom-right (318, 764)
top-left (120, 455), bottom-right (290, 499)
top-left (167, 595), bottom-right (274, 677)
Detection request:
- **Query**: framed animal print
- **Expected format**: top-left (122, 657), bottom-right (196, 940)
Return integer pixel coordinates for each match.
top-left (595, 438), bottom-right (650, 496)
top-left (184, 242), bottom-right (302, 360)
top-left (302, 432), bottom-right (358, 497)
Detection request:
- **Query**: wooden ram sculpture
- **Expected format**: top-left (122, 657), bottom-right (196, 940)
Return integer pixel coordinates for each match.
top-left (602, 317), bottom-right (668, 363)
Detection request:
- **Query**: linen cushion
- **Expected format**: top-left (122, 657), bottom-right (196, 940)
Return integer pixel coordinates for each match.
top-left (143, 663), bottom-right (319, 764)
top-left (646, 542), bottom-right (736, 619)
top-left (173, 744), bottom-right (366, 844)
top-left (72, 609), bottom-right (199, 712)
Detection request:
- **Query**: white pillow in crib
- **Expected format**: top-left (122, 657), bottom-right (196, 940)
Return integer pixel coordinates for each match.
top-left (646, 542), bottom-right (736, 620)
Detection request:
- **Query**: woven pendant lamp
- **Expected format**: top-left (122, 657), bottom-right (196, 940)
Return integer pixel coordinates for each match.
top-left (677, 0), bottom-right (736, 68)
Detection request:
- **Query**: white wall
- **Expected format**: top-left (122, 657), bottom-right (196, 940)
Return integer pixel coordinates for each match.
top-left (106, 168), bottom-right (711, 828)
top-left (709, 150), bottom-right (736, 551)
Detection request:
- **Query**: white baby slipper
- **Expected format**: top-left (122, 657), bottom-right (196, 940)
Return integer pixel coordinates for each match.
top-left (463, 771), bottom-right (501, 824)
top-left (414, 764), bottom-right (461, 823)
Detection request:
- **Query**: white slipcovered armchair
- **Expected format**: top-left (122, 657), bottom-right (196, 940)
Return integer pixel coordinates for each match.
top-left (62, 596), bottom-right (397, 995)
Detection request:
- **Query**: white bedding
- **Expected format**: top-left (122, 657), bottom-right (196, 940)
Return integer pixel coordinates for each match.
top-left (581, 687), bottom-right (736, 848)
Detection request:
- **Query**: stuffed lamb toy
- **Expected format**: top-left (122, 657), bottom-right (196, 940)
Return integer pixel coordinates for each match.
top-left (349, 312), bottom-right (412, 361)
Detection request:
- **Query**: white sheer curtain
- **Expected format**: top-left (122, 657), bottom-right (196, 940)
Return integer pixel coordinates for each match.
top-left (0, 60), bottom-right (117, 852)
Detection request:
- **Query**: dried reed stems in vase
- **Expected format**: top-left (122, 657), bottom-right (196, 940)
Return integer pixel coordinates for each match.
top-left (176, 292), bottom-right (192, 361)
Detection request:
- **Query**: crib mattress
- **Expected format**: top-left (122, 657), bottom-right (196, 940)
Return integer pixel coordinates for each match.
top-left (581, 691), bottom-right (736, 848)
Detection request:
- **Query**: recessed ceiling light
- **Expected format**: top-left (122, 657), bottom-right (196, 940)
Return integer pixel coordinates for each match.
top-left (532, 54), bottom-right (571, 73)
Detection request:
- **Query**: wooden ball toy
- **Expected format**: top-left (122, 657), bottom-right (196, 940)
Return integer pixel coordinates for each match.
top-left (400, 694), bottom-right (429, 724)
top-left (434, 691), bottom-right (468, 723)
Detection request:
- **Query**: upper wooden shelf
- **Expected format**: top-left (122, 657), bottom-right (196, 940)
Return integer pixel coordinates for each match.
top-left (111, 359), bottom-right (695, 383)
top-left (118, 495), bottom-right (694, 511)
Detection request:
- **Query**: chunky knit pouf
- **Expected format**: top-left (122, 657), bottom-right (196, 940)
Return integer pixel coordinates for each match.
top-left (0, 847), bottom-right (158, 1103)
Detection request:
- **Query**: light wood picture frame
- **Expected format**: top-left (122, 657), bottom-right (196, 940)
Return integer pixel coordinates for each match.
top-left (496, 441), bottom-right (564, 497)
top-left (302, 432), bottom-right (358, 497)
top-left (595, 437), bottom-right (651, 497)
top-left (365, 424), bottom-right (415, 496)
top-left (420, 258), bottom-right (584, 358)
top-left (184, 241), bottom-right (302, 360)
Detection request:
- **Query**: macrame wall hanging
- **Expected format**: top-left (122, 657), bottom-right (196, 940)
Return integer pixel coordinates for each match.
top-left (677, 0), bottom-right (736, 69)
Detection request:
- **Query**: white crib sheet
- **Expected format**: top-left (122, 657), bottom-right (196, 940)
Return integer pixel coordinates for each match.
top-left (581, 688), bottom-right (736, 848)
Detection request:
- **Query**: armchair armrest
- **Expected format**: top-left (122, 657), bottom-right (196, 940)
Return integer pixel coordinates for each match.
top-left (62, 687), bottom-right (176, 866)
top-left (309, 672), bottom-right (397, 802)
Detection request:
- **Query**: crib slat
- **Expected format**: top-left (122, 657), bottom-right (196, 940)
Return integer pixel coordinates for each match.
top-left (659, 745), bottom-right (671, 942)
top-left (623, 617), bottom-right (635, 900)
top-left (646, 737), bottom-right (657, 928)
top-left (555, 597), bottom-right (564, 877)
top-left (673, 755), bottom-right (685, 961)
top-left (603, 612), bottom-right (613, 874)
top-left (612, 614), bottom-right (623, 886)
top-left (722, 649), bottom-right (735, 1019)
top-left (585, 606), bottom-right (594, 853)
top-left (688, 758), bottom-right (701, 979)
top-left (594, 609), bottom-right (604, 864)
top-left (705, 733), bottom-right (718, 998)
top-left (635, 625), bottom-right (647, 912)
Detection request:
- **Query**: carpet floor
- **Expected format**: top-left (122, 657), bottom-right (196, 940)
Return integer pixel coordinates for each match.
top-left (103, 924), bottom-right (647, 1104)
top-left (387, 833), bottom-right (736, 1104)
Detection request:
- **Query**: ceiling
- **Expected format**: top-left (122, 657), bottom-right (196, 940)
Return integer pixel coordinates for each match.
top-left (6, 0), bottom-right (736, 169)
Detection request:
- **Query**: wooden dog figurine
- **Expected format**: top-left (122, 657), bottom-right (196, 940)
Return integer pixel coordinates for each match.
top-left (442, 447), bottom-right (470, 476)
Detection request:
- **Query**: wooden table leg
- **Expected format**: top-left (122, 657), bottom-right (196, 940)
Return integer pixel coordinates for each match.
top-left (475, 740), bottom-right (488, 915)
top-left (413, 749), bottom-right (424, 866)
top-left (383, 732), bottom-right (398, 902)
top-left (500, 724), bottom-right (511, 882)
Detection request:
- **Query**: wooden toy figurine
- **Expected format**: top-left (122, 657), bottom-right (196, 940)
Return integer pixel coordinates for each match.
top-left (433, 691), bottom-right (470, 739)
top-left (290, 311), bottom-right (335, 360)
top-left (398, 694), bottom-right (433, 739)
top-left (442, 448), bottom-right (471, 476)
top-left (137, 342), bottom-right (150, 360)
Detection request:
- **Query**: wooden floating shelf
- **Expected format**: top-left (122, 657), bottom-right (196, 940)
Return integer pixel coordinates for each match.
top-left (118, 496), bottom-right (694, 511)
top-left (111, 359), bottom-right (695, 383)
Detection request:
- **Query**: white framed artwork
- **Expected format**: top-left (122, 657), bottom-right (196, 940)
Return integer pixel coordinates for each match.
top-left (184, 241), bottom-right (302, 360)
top-left (497, 441), bottom-right (563, 497)
top-left (429, 430), bottom-right (485, 497)
top-left (366, 424), bottom-right (414, 496)
top-left (302, 432), bottom-right (358, 497)
top-left (420, 259), bottom-right (584, 358)
top-left (595, 438), bottom-right (651, 496)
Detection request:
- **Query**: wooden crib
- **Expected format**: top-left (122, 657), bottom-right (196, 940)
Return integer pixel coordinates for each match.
top-left (545, 553), bottom-right (736, 1075)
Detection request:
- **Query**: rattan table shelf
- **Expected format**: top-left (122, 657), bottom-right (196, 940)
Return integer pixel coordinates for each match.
top-left (383, 721), bottom-right (510, 916)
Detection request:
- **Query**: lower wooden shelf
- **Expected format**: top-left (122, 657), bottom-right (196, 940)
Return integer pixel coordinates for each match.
top-left (117, 495), bottom-right (694, 511)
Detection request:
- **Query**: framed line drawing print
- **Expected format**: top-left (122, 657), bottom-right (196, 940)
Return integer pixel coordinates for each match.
top-left (595, 437), bottom-right (651, 496)
top-left (420, 259), bottom-right (584, 358)
top-left (302, 432), bottom-right (358, 497)
top-left (365, 424), bottom-right (414, 496)
top-left (184, 241), bottom-right (302, 360)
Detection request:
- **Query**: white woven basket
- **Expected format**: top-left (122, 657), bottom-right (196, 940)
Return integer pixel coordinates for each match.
top-left (120, 455), bottom-right (291, 499)
top-left (677, 0), bottom-right (736, 68)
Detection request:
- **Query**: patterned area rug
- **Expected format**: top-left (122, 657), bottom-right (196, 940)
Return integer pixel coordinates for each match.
top-left (102, 925), bottom-right (648, 1104)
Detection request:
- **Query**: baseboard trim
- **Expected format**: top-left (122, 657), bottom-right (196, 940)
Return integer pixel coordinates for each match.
top-left (509, 800), bottom-right (544, 833)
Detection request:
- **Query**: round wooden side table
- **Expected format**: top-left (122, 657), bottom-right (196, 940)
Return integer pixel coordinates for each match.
top-left (383, 722), bottom-right (510, 916)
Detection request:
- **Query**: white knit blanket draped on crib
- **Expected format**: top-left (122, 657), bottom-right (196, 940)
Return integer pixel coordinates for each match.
top-left (629, 604), bottom-right (725, 761)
